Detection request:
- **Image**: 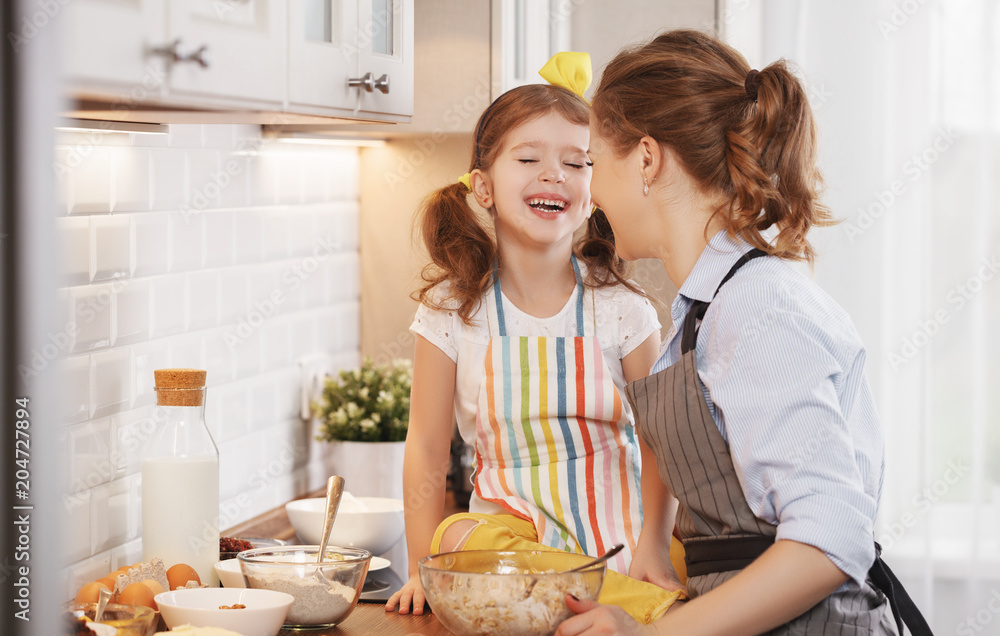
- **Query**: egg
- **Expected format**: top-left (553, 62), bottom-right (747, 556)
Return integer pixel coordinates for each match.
top-left (138, 578), bottom-right (165, 597)
top-left (74, 581), bottom-right (111, 604)
top-left (166, 563), bottom-right (201, 590)
top-left (95, 575), bottom-right (118, 591)
top-left (118, 582), bottom-right (156, 610)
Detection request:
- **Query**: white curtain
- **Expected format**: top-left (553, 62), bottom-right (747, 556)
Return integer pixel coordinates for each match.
top-left (727, 0), bottom-right (999, 631)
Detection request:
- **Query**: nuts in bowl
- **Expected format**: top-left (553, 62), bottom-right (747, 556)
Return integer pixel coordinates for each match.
top-left (154, 587), bottom-right (293, 636)
top-left (419, 550), bottom-right (606, 636)
top-left (237, 545), bottom-right (371, 629)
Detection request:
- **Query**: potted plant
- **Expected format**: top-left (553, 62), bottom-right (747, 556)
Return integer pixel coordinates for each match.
top-left (312, 357), bottom-right (412, 499)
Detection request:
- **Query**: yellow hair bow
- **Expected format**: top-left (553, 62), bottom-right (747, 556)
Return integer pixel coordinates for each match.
top-left (457, 173), bottom-right (472, 191)
top-left (538, 51), bottom-right (592, 101)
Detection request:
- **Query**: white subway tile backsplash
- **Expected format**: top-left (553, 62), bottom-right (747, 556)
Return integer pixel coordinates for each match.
top-left (149, 148), bottom-right (188, 211)
top-left (71, 284), bottom-right (115, 351)
top-left (114, 279), bottom-right (150, 346)
top-left (234, 209), bottom-right (264, 265)
top-left (203, 210), bottom-right (235, 269)
top-left (66, 417), bottom-right (113, 494)
top-left (131, 340), bottom-right (169, 408)
top-left (133, 212), bottom-right (169, 278)
top-left (218, 269), bottom-right (249, 326)
top-left (262, 209), bottom-right (291, 261)
top-left (168, 210), bottom-right (204, 272)
top-left (150, 275), bottom-right (186, 339)
top-left (69, 145), bottom-right (114, 214)
top-left (186, 271), bottom-right (220, 331)
top-left (92, 348), bottom-right (132, 417)
top-left (92, 215), bottom-right (133, 281)
top-left (112, 147), bottom-right (152, 213)
top-left (58, 216), bottom-right (92, 285)
top-left (59, 123), bottom-right (363, 588)
top-left (64, 488), bottom-right (92, 562)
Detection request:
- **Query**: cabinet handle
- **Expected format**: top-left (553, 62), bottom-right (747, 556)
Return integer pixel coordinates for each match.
top-left (149, 39), bottom-right (211, 69)
top-left (348, 72), bottom-right (390, 95)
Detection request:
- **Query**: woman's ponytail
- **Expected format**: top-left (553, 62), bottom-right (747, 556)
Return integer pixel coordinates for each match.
top-left (413, 182), bottom-right (496, 323)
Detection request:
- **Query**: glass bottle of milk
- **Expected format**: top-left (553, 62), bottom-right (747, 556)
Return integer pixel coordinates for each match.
top-left (142, 369), bottom-right (220, 587)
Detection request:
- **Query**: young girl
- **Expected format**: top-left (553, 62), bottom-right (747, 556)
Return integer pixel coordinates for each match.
top-left (385, 54), bottom-right (684, 621)
top-left (558, 30), bottom-right (932, 635)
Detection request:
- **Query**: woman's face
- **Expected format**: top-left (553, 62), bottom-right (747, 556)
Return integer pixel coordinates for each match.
top-left (587, 116), bottom-right (647, 261)
top-left (483, 111), bottom-right (592, 252)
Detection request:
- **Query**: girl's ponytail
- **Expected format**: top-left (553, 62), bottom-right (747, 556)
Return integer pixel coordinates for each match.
top-left (414, 183), bottom-right (496, 323)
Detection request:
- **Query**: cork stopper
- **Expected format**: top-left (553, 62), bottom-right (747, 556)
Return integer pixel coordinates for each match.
top-left (154, 369), bottom-right (207, 407)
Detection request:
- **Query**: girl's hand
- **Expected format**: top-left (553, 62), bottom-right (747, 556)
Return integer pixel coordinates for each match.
top-left (628, 531), bottom-right (685, 593)
top-left (384, 573), bottom-right (428, 615)
top-left (555, 595), bottom-right (653, 636)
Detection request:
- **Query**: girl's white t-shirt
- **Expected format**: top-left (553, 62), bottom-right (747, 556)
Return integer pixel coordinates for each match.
top-left (410, 270), bottom-right (661, 513)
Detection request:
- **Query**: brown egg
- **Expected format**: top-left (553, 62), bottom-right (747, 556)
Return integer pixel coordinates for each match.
top-left (138, 578), bottom-right (165, 597)
top-left (118, 582), bottom-right (156, 610)
top-left (95, 576), bottom-right (117, 591)
top-left (74, 581), bottom-right (111, 604)
top-left (166, 563), bottom-right (201, 590)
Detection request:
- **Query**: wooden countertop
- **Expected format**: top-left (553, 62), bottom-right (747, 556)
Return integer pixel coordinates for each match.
top-left (223, 490), bottom-right (465, 636)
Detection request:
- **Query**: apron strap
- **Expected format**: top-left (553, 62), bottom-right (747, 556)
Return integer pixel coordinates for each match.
top-left (493, 255), bottom-right (586, 337)
top-left (685, 535), bottom-right (934, 634)
top-left (680, 248), bottom-right (768, 354)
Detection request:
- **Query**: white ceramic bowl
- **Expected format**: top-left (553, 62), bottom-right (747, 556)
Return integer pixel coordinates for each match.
top-left (214, 558), bottom-right (245, 588)
top-left (285, 495), bottom-right (404, 555)
top-left (155, 587), bottom-right (293, 636)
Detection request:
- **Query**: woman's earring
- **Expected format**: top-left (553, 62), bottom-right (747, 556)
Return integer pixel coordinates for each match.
top-left (643, 177), bottom-right (649, 196)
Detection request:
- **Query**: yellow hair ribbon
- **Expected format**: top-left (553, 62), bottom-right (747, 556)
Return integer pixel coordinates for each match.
top-left (457, 173), bottom-right (473, 191)
top-left (538, 51), bottom-right (593, 101)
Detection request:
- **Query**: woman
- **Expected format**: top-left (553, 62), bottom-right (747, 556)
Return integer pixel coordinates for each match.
top-left (557, 30), bottom-right (932, 635)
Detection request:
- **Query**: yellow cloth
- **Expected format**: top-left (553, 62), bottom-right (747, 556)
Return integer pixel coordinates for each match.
top-left (431, 513), bottom-right (685, 624)
top-left (457, 172), bottom-right (472, 191)
top-left (538, 51), bottom-right (592, 100)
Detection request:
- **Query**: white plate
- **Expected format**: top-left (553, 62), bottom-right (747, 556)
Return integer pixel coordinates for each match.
top-left (369, 556), bottom-right (390, 572)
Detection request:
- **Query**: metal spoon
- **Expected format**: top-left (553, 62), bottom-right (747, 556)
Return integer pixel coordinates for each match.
top-left (520, 544), bottom-right (624, 599)
top-left (94, 585), bottom-right (112, 622)
top-left (315, 475), bottom-right (345, 567)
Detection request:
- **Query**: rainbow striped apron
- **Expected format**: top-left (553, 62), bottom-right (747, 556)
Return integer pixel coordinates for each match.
top-left (472, 257), bottom-right (642, 574)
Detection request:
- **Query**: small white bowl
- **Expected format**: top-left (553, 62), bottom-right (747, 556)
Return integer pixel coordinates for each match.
top-left (155, 587), bottom-right (293, 636)
top-left (214, 558), bottom-right (245, 589)
top-left (285, 495), bottom-right (404, 555)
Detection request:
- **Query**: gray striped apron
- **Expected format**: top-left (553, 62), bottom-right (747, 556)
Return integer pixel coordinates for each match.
top-left (625, 250), bottom-right (930, 635)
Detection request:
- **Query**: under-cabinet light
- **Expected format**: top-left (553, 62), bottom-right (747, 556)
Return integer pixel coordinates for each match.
top-left (56, 119), bottom-right (169, 135)
top-left (267, 133), bottom-right (387, 148)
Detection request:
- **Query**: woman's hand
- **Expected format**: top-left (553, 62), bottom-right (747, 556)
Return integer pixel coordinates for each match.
top-left (556, 595), bottom-right (653, 636)
top-left (628, 534), bottom-right (684, 593)
top-left (384, 573), bottom-right (428, 615)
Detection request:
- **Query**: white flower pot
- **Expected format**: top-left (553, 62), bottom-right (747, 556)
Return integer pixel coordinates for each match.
top-left (325, 440), bottom-right (406, 500)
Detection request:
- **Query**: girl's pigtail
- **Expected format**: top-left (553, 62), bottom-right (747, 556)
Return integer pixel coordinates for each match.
top-left (724, 60), bottom-right (834, 263)
top-left (575, 209), bottom-right (641, 296)
top-left (414, 182), bottom-right (496, 323)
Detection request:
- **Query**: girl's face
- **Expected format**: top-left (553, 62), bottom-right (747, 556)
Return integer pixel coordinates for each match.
top-left (480, 111), bottom-right (592, 252)
top-left (587, 117), bottom-right (646, 261)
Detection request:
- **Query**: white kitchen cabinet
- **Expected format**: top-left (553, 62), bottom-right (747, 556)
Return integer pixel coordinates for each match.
top-left (166, 0), bottom-right (286, 106)
top-left (62, 0), bottom-right (168, 101)
top-left (61, 0), bottom-right (414, 123)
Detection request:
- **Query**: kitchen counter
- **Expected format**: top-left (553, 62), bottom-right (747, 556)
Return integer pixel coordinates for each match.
top-left (223, 490), bottom-right (465, 636)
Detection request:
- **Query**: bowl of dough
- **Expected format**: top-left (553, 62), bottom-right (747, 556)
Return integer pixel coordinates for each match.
top-left (418, 550), bottom-right (606, 636)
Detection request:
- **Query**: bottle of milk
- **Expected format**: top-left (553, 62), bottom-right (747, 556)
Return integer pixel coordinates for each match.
top-left (142, 369), bottom-right (220, 587)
